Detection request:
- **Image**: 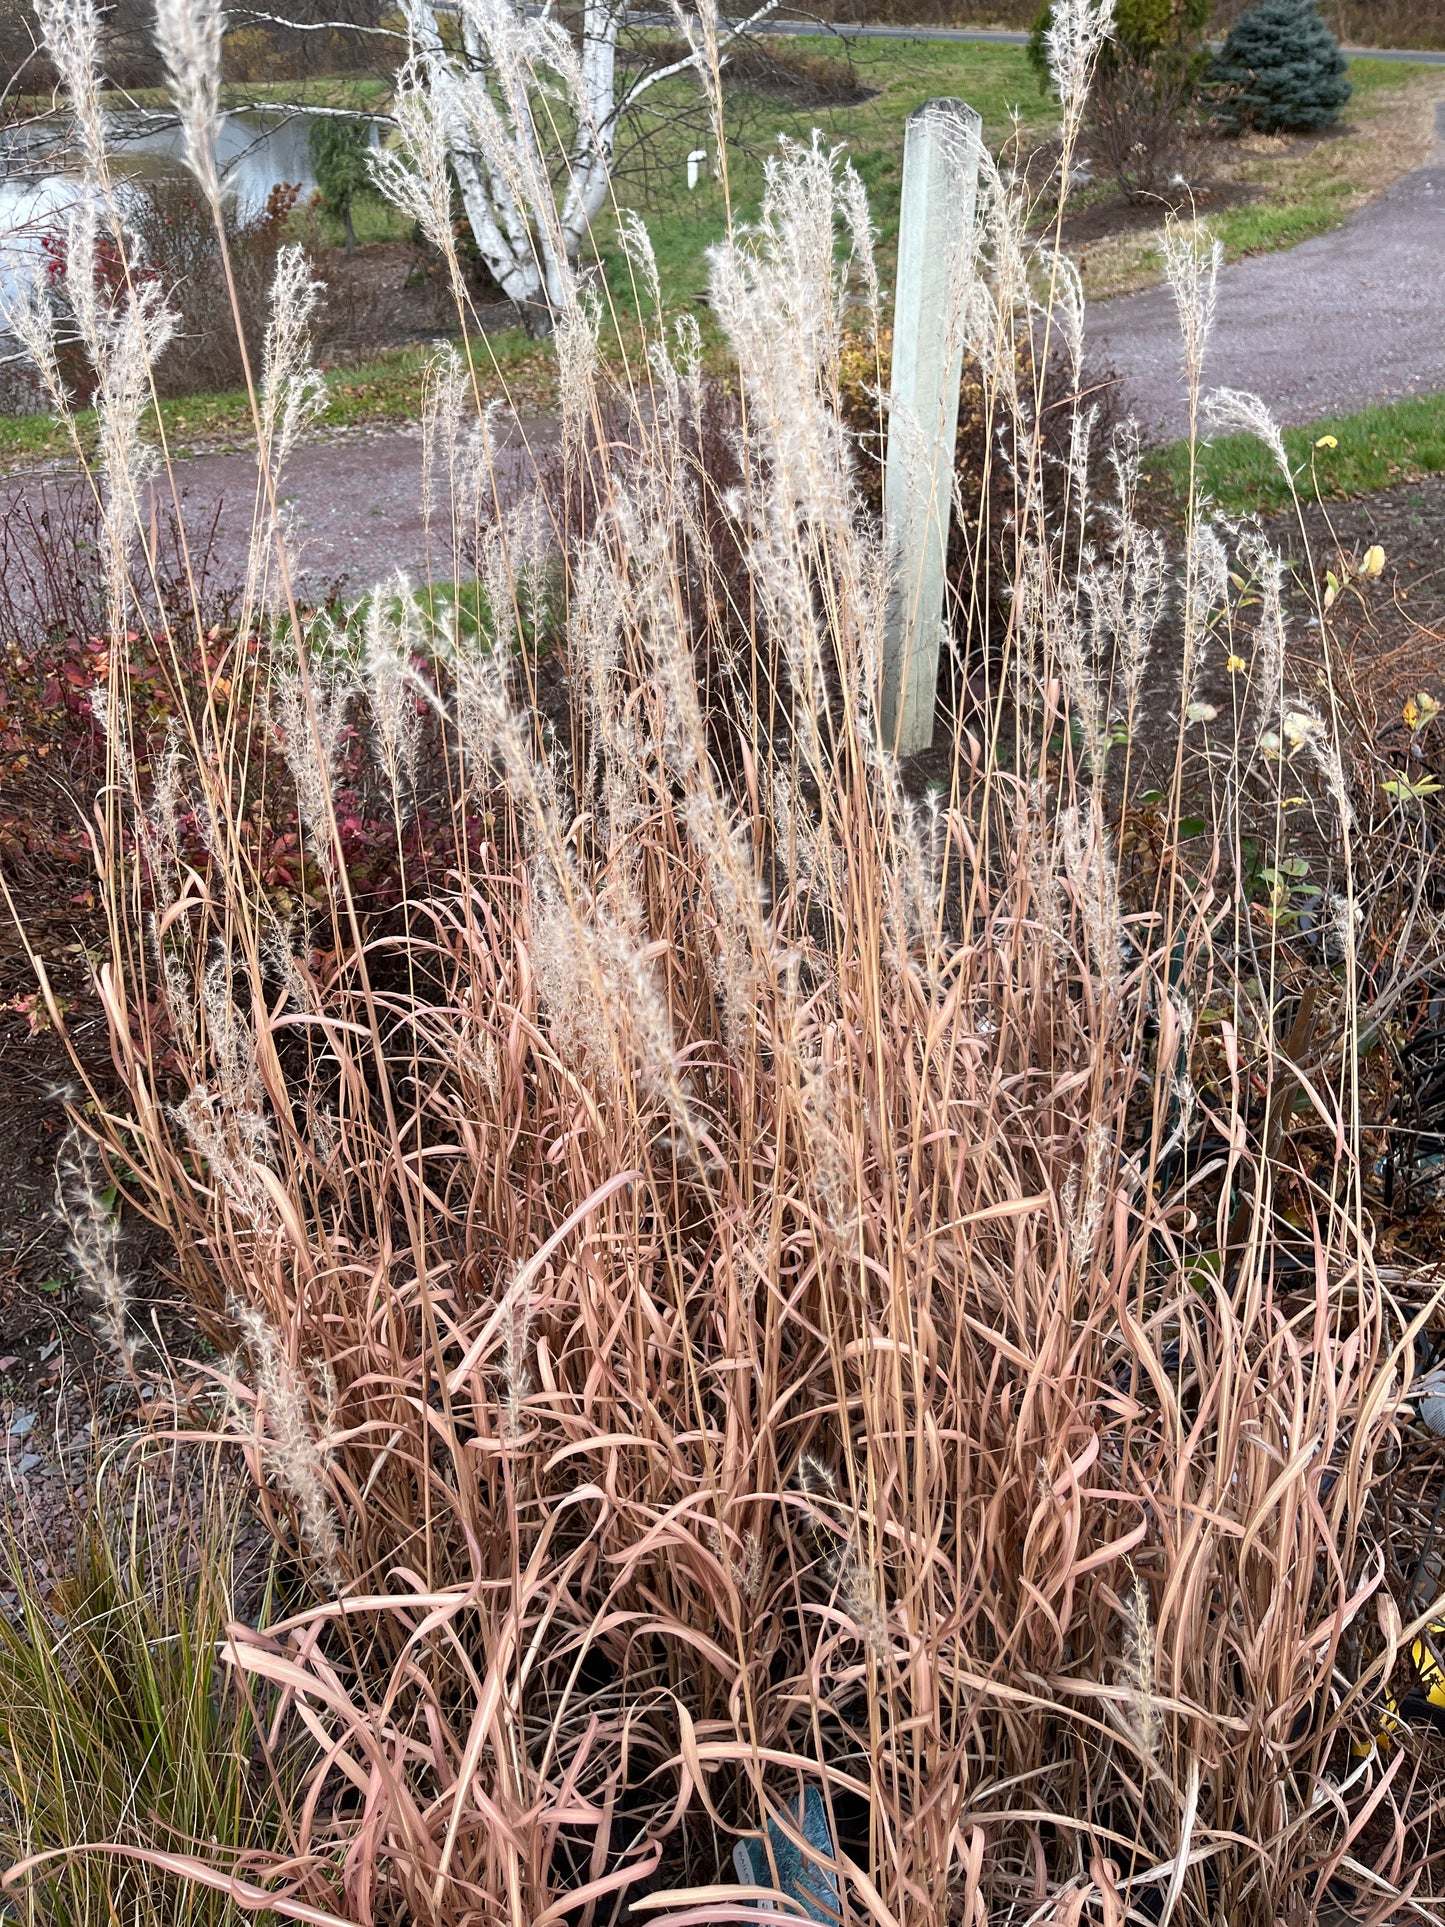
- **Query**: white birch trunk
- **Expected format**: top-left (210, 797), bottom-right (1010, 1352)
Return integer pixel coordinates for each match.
top-left (399, 0), bottom-right (547, 317)
top-left (396, 0), bottom-right (784, 331)
top-left (558, 0), bottom-right (622, 263)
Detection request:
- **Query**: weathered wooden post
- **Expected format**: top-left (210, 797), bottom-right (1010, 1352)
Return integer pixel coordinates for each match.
top-left (881, 98), bottom-right (981, 758)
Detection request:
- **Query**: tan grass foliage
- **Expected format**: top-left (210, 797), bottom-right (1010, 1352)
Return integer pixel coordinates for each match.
top-left (2, 2), bottom-right (1442, 1924)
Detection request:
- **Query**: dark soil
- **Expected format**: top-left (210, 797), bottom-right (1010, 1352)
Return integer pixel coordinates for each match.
top-left (1288, 472), bottom-right (1445, 632)
top-left (315, 239), bottom-right (522, 358)
top-left (0, 868), bottom-right (210, 1580)
top-left (1056, 173), bottom-right (1259, 247)
top-left (1088, 471), bottom-right (1445, 799)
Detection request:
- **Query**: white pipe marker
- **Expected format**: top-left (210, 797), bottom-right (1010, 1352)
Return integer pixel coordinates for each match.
top-left (880, 97), bottom-right (982, 758)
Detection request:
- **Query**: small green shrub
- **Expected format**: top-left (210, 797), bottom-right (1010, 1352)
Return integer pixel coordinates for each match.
top-left (1210, 0), bottom-right (1352, 131)
top-left (0, 1460), bottom-right (286, 1927)
top-left (1030, 0), bottom-right (1211, 199)
top-left (308, 114), bottom-right (373, 253)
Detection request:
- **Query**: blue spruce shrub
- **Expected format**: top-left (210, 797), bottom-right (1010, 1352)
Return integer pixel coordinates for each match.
top-left (1211, 0), bottom-right (1351, 132)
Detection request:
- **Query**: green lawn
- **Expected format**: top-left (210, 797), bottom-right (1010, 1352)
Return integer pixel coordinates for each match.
top-left (0, 333), bottom-right (553, 470)
top-left (596, 48), bottom-right (1437, 314)
top-left (1161, 391), bottom-right (1445, 515)
top-left (592, 38), bottom-right (1051, 322)
top-left (1208, 187), bottom-right (1365, 258)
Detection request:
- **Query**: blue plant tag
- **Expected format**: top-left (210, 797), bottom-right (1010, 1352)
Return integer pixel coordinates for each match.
top-left (731, 1787), bottom-right (840, 1924)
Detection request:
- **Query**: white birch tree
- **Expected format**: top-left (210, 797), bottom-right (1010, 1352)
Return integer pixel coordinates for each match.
top-left (383, 0), bottom-right (781, 332)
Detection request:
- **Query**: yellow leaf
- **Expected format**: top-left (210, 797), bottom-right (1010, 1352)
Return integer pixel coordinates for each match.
top-left (1315, 434), bottom-right (1338, 449)
top-left (1363, 544), bottom-right (1386, 578)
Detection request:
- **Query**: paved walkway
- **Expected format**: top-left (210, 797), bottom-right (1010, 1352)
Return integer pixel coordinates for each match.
top-left (8, 66), bottom-right (1445, 593)
top-left (1, 417), bottom-right (554, 606)
top-left (1088, 137), bottom-right (1445, 443)
top-left (182, 425), bottom-right (432, 596)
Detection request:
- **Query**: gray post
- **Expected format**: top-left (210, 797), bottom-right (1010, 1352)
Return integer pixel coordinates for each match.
top-left (880, 98), bottom-right (981, 758)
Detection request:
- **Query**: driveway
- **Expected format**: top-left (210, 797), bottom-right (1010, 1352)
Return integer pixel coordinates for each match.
top-left (158, 417), bottom-right (554, 598)
top-left (0, 414), bottom-right (556, 613)
top-left (6, 129), bottom-right (1445, 602)
top-left (1087, 143), bottom-right (1445, 443)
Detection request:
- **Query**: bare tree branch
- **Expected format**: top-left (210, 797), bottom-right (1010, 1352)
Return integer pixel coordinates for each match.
top-left (224, 9), bottom-right (408, 39)
top-left (615, 0), bottom-right (785, 118)
top-left (222, 101), bottom-right (388, 120)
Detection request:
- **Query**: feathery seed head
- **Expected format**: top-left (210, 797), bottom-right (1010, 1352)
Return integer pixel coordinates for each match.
top-left (55, 1127), bottom-right (133, 1365)
top-left (260, 246), bottom-right (327, 487)
top-left (362, 576), bottom-right (423, 808)
top-left (1061, 800), bottom-right (1123, 1003)
top-left (34, 0), bottom-right (106, 182)
top-left (1206, 387), bottom-right (1290, 484)
top-left (500, 1265), bottom-right (534, 1444)
top-left (231, 1297), bottom-right (341, 1577)
top-left (369, 62), bottom-right (458, 274)
top-left (153, 0), bottom-right (224, 205)
top-left (1046, 0), bottom-right (1116, 144)
top-left (1120, 1566), bottom-right (1159, 1763)
top-left (272, 659), bottom-right (353, 878)
top-left (1164, 219), bottom-right (1222, 403)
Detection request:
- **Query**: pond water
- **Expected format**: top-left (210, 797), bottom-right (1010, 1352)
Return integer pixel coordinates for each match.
top-left (0, 109), bottom-right (379, 312)
top-left (112, 108), bottom-right (330, 215)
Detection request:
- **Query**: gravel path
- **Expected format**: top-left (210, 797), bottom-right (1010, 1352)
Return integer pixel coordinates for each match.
top-left (177, 127), bottom-right (1445, 586)
top-left (1088, 144), bottom-right (1445, 444)
top-left (0, 414), bottom-right (555, 608)
top-left (155, 416), bottom-right (553, 599)
top-left (8, 121), bottom-right (1445, 590)
top-left (192, 424), bottom-right (431, 596)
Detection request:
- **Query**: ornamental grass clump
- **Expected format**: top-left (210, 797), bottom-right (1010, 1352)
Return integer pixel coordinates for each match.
top-left (0, 1454), bottom-right (286, 1927)
top-left (2, 0), bottom-right (1442, 1922)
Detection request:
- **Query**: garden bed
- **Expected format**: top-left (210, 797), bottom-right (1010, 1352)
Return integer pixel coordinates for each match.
top-left (1072, 58), bottom-right (1445, 295)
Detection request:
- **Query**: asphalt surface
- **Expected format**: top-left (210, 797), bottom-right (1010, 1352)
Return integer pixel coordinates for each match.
top-left (1088, 147), bottom-right (1445, 442)
top-left (167, 130), bottom-right (1445, 588)
top-left (1, 418), bottom-right (553, 605)
top-left (172, 426), bottom-right (434, 597)
top-left (15, 104), bottom-right (1444, 607)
